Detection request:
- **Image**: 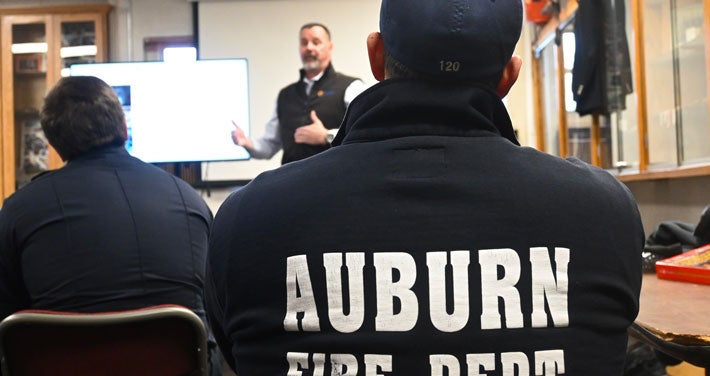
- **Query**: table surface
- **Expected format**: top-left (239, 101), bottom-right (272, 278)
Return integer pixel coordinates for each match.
top-left (636, 273), bottom-right (710, 346)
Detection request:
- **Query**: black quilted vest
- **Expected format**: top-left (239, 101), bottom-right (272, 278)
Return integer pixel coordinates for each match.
top-left (276, 64), bottom-right (356, 164)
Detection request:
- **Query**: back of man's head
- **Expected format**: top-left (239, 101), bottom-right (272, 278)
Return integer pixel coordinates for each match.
top-left (380, 0), bottom-right (523, 86)
top-left (41, 76), bottom-right (127, 161)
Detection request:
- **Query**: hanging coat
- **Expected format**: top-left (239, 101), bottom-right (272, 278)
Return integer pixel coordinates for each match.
top-left (572, 0), bottom-right (634, 116)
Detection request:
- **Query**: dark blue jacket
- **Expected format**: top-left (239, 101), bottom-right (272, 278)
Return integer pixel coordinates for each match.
top-left (206, 79), bottom-right (644, 375)
top-left (0, 146), bottom-right (211, 324)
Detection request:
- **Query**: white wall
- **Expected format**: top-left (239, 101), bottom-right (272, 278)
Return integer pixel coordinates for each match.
top-left (197, 0), bottom-right (535, 181)
top-left (197, 0), bottom-right (381, 181)
top-left (108, 0), bottom-right (193, 62)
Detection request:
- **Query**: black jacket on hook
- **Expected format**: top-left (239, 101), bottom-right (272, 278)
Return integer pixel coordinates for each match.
top-left (572, 0), bottom-right (634, 116)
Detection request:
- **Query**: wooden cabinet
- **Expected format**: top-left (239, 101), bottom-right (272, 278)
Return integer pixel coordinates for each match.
top-left (0, 4), bottom-right (110, 199)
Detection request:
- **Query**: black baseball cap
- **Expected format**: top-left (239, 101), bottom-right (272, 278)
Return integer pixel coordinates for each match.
top-left (379, 0), bottom-right (524, 81)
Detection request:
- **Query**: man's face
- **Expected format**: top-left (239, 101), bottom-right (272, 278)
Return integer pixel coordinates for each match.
top-left (299, 26), bottom-right (333, 75)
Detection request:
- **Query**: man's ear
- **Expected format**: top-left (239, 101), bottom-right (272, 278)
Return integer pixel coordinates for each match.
top-left (496, 55), bottom-right (523, 98)
top-left (367, 32), bottom-right (386, 82)
top-left (123, 117), bottom-right (129, 141)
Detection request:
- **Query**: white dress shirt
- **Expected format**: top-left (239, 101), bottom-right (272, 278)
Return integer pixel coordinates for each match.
top-left (248, 74), bottom-right (368, 159)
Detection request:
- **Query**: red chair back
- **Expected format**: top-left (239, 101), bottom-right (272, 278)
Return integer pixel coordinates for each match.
top-left (0, 304), bottom-right (208, 376)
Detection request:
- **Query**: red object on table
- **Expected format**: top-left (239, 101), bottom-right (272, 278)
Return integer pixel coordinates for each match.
top-left (656, 243), bottom-right (710, 285)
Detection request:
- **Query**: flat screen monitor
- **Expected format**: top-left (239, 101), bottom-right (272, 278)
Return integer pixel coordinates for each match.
top-left (69, 59), bottom-right (251, 164)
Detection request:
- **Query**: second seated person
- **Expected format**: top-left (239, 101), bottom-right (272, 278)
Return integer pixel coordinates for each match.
top-left (207, 0), bottom-right (644, 375)
top-left (0, 76), bottom-right (221, 376)
top-left (231, 22), bottom-right (367, 164)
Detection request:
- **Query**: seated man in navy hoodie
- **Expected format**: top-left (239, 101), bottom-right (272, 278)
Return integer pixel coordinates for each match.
top-left (0, 76), bottom-right (220, 375)
top-left (205, 1), bottom-right (644, 374)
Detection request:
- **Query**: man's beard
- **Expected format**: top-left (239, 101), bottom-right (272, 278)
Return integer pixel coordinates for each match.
top-left (302, 58), bottom-right (322, 73)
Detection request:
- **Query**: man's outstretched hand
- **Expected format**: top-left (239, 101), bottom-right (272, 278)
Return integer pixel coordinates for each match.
top-left (231, 120), bottom-right (254, 150)
top-left (294, 111), bottom-right (329, 145)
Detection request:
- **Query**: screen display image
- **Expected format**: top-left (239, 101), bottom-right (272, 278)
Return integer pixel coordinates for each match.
top-left (70, 59), bottom-right (251, 164)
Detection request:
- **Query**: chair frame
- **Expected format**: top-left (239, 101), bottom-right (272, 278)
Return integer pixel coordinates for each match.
top-left (0, 304), bottom-right (208, 376)
top-left (629, 322), bottom-right (710, 370)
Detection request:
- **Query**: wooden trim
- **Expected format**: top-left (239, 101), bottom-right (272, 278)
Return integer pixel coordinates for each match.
top-left (704, 0), bottom-right (710, 157)
top-left (1, 14), bottom-right (52, 198)
top-left (616, 164), bottom-right (710, 182)
top-left (0, 16), bottom-right (11, 198)
top-left (46, 16), bottom-right (61, 170)
top-left (532, 0), bottom-right (579, 55)
top-left (556, 43), bottom-right (568, 158)
top-left (531, 49), bottom-right (546, 151)
top-left (531, 0), bottom-right (579, 154)
top-left (631, 0), bottom-right (649, 172)
top-left (0, 4), bottom-right (112, 17)
top-left (591, 114), bottom-right (601, 166)
top-left (534, 22), bottom-right (559, 58)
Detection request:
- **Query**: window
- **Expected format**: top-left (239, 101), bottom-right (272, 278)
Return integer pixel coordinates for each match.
top-left (640, 0), bottom-right (710, 169)
top-left (531, 0), bottom-right (710, 181)
top-left (143, 36), bottom-right (195, 62)
top-left (163, 47), bottom-right (196, 62)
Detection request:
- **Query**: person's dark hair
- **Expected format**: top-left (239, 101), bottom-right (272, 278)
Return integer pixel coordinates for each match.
top-left (41, 76), bottom-right (127, 161)
top-left (384, 50), bottom-right (502, 89)
top-left (300, 22), bottom-right (331, 40)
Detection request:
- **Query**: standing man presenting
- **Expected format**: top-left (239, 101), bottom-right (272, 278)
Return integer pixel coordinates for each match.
top-left (231, 22), bottom-right (367, 164)
top-left (208, 1), bottom-right (644, 375)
